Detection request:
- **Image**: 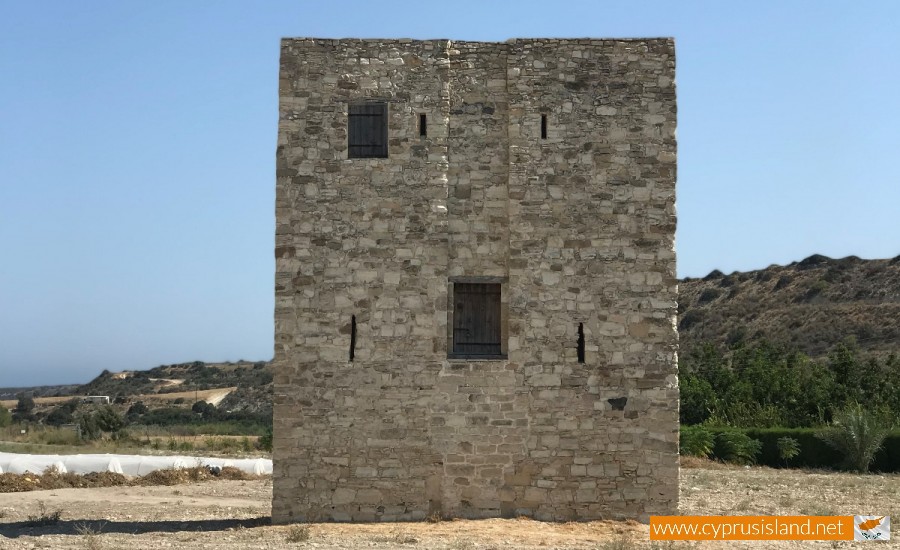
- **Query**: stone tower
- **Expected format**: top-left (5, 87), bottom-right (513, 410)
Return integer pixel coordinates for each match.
top-left (273, 38), bottom-right (678, 523)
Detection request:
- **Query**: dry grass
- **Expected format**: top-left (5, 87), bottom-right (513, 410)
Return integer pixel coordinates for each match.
top-left (370, 530), bottom-right (420, 544)
top-left (0, 466), bottom-right (259, 493)
top-left (285, 524), bottom-right (310, 543)
top-left (24, 500), bottom-right (62, 527)
top-left (74, 522), bottom-right (103, 550)
top-left (448, 538), bottom-right (475, 550)
top-left (678, 456), bottom-right (735, 470)
top-left (0, 396), bottom-right (75, 409)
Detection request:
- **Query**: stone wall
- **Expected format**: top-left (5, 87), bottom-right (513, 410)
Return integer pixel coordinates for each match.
top-left (273, 38), bottom-right (678, 523)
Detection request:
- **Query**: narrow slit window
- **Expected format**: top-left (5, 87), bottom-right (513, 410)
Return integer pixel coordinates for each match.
top-left (577, 323), bottom-right (585, 363)
top-left (349, 315), bottom-right (357, 362)
top-left (419, 114), bottom-right (427, 137)
top-left (541, 115), bottom-right (548, 139)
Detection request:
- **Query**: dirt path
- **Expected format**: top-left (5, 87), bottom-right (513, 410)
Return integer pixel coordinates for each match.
top-left (139, 387), bottom-right (236, 405)
top-left (147, 378), bottom-right (185, 387)
top-left (1, 465), bottom-right (898, 549)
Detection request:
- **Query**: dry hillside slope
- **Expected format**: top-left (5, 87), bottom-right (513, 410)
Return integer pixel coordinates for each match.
top-left (678, 254), bottom-right (900, 357)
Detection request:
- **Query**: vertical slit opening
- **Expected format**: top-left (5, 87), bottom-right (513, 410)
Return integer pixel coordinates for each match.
top-left (419, 114), bottom-right (427, 137)
top-left (577, 322), bottom-right (585, 363)
top-left (541, 115), bottom-right (548, 139)
top-left (350, 315), bottom-right (357, 362)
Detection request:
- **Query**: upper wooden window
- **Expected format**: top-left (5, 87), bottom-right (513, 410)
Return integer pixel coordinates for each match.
top-left (348, 103), bottom-right (388, 158)
top-left (451, 283), bottom-right (502, 357)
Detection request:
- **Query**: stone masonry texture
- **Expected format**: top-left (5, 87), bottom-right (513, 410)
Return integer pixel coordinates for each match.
top-left (273, 38), bottom-right (678, 523)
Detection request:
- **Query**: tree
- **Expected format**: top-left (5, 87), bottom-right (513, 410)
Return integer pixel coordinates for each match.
top-left (126, 401), bottom-right (148, 419)
top-left (816, 404), bottom-right (892, 473)
top-left (0, 406), bottom-right (11, 427)
top-left (12, 393), bottom-right (36, 422)
top-left (776, 437), bottom-right (801, 467)
top-left (79, 413), bottom-right (101, 440)
top-left (45, 399), bottom-right (79, 426)
top-left (14, 393), bottom-right (35, 414)
top-left (94, 406), bottom-right (125, 433)
top-left (258, 427), bottom-right (273, 452)
top-left (192, 400), bottom-right (219, 419)
top-left (679, 374), bottom-right (717, 425)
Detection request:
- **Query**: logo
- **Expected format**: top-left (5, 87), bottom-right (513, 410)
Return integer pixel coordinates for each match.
top-left (855, 516), bottom-right (890, 541)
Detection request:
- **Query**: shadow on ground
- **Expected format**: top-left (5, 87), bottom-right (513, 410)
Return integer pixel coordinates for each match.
top-left (0, 516), bottom-right (270, 538)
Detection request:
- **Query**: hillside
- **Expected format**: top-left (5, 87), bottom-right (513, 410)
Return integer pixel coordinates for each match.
top-left (76, 361), bottom-right (273, 415)
top-left (678, 254), bottom-right (900, 358)
top-left (0, 385), bottom-right (78, 401)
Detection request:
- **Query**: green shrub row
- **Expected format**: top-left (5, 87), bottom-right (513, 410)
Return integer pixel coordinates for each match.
top-left (133, 407), bottom-right (271, 435)
top-left (681, 426), bottom-right (900, 472)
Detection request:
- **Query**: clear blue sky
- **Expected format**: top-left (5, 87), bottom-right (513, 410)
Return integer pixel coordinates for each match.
top-left (1, 1), bottom-right (898, 387)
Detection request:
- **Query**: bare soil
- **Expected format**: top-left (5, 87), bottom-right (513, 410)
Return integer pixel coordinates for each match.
top-left (139, 387), bottom-right (236, 405)
top-left (0, 467), bottom-right (257, 493)
top-left (1, 461), bottom-right (898, 549)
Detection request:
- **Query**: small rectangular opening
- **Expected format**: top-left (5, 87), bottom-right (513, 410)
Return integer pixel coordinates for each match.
top-left (419, 114), bottom-right (427, 137)
top-left (349, 315), bottom-right (357, 362)
top-left (577, 322), bottom-right (585, 363)
top-left (541, 115), bottom-right (547, 139)
top-left (451, 283), bottom-right (502, 358)
top-left (348, 102), bottom-right (388, 158)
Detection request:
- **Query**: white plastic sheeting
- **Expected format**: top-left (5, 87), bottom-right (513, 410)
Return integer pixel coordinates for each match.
top-left (61, 454), bottom-right (124, 474)
top-left (0, 453), bottom-right (68, 475)
top-left (116, 455), bottom-right (191, 476)
top-left (0, 452), bottom-right (272, 476)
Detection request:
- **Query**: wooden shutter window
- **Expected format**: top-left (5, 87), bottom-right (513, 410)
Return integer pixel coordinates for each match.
top-left (452, 283), bottom-right (502, 357)
top-left (348, 103), bottom-right (388, 158)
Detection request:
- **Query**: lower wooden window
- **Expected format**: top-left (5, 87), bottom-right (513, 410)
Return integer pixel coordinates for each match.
top-left (451, 283), bottom-right (502, 357)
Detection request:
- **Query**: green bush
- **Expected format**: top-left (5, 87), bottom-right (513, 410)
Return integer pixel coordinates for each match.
top-left (679, 341), bottom-right (900, 430)
top-left (680, 426), bottom-right (714, 457)
top-left (0, 406), bottom-right (11, 427)
top-left (679, 310), bottom-right (704, 331)
top-left (45, 399), bottom-right (79, 427)
top-left (776, 436), bottom-right (800, 465)
top-left (680, 375), bottom-right (717, 425)
top-left (134, 407), bottom-right (270, 435)
top-left (816, 404), bottom-right (893, 472)
top-left (258, 427), bottom-right (273, 452)
top-left (714, 431), bottom-right (762, 465)
top-left (698, 288), bottom-right (721, 304)
top-left (79, 413), bottom-right (101, 440)
top-left (126, 401), bottom-right (149, 419)
top-left (695, 427), bottom-right (900, 472)
top-left (35, 427), bottom-right (80, 446)
top-left (94, 406), bottom-right (125, 433)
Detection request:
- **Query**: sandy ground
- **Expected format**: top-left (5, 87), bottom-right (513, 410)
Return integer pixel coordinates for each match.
top-left (1, 463), bottom-right (898, 549)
